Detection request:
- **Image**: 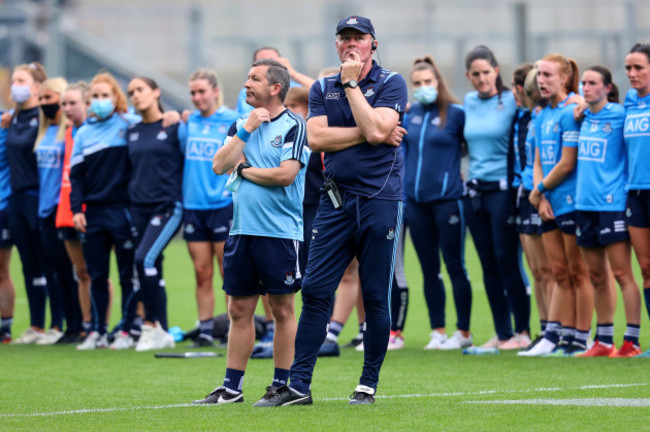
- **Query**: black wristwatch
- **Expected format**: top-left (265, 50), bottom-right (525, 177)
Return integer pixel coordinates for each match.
top-left (343, 79), bottom-right (358, 89)
top-left (236, 162), bottom-right (251, 177)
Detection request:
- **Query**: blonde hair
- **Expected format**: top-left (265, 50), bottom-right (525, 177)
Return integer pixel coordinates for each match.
top-left (89, 72), bottom-right (129, 115)
top-left (35, 77), bottom-right (68, 150)
top-left (189, 68), bottom-right (223, 108)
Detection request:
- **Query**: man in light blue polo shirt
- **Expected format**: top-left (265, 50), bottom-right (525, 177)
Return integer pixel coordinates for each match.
top-left (192, 58), bottom-right (308, 407)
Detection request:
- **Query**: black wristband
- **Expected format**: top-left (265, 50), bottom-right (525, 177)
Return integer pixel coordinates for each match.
top-left (236, 162), bottom-right (251, 177)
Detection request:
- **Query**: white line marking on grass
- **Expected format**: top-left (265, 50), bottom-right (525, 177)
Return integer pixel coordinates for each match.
top-left (465, 398), bottom-right (650, 407)
top-left (319, 382), bottom-right (648, 401)
top-left (0, 383), bottom-right (645, 418)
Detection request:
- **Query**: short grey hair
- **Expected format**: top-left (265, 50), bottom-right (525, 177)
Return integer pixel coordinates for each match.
top-left (252, 59), bottom-right (290, 102)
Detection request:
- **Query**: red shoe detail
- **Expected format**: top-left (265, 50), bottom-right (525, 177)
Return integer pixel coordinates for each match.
top-left (577, 341), bottom-right (616, 357)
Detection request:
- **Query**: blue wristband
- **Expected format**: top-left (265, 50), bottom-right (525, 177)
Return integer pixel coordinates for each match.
top-left (236, 127), bottom-right (251, 142)
top-left (537, 182), bottom-right (547, 193)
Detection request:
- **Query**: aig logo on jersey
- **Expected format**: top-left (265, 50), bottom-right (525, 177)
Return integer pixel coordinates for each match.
top-left (625, 114), bottom-right (650, 136)
top-left (578, 137), bottom-right (607, 162)
top-left (186, 138), bottom-right (221, 161)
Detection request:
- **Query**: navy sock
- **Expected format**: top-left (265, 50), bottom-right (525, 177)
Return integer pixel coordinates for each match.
top-left (326, 320), bottom-right (344, 342)
top-left (272, 368), bottom-right (290, 389)
top-left (199, 319), bottom-right (214, 340)
top-left (1, 316), bottom-right (12, 335)
top-left (540, 320), bottom-right (548, 334)
top-left (82, 321), bottom-right (92, 333)
top-left (544, 321), bottom-right (561, 344)
top-left (624, 324), bottom-right (640, 346)
top-left (561, 327), bottom-right (576, 345)
top-left (289, 379), bottom-right (310, 395)
top-left (574, 329), bottom-right (590, 349)
top-left (596, 323), bottom-right (614, 346)
top-left (644, 288), bottom-right (650, 322)
top-left (223, 368), bottom-right (244, 392)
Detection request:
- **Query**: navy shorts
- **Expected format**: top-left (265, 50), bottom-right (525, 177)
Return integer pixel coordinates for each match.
top-left (626, 189), bottom-right (650, 229)
top-left (57, 226), bottom-right (80, 242)
top-left (516, 189), bottom-right (542, 236)
top-left (222, 234), bottom-right (302, 296)
top-left (576, 210), bottom-right (629, 248)
top-left (541, 211), bottom-right (577, 235)
top-left (0, 207), bottom-right (11, 248)
top-left (182, 204), bottom-right (233, 242)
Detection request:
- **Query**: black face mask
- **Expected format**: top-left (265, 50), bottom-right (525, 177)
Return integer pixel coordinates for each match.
top-left (40, 102), bottom-right (60, 120)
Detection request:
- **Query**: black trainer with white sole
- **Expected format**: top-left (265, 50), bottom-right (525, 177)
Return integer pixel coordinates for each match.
top-left (253, 385), bottom-right (312, 407)
top-left (192, 386), bottom-right (243, 404)
top-left (349, 385), bottom-right (375, 405)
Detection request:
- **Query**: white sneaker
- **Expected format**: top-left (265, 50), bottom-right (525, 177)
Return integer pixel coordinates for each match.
top-left (355, 341), bottom-right (364, 352)
top-left (135, 322), bottom-right (175, 352)
top-left (12, 328), bottom-right (45, 344)
top-left (517, 338), bottom-right (556, 357)
top-left (439, 330), bottom-right (472, 350)
top-left (387, 333), bottom-right (404, 350)
top-left (77, 331), bottom-right (108, 350)
top-left (423, 331), bottom-right (447, 350)
top-left (110, 331), bottom-right (134, 350)
top-left (35, 328), bottom-right (64, 345)
top-left (480, 336), bottom-right (501, 348)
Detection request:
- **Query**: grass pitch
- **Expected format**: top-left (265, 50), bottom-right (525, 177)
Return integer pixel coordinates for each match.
top-left (2, 237), bottom-right (649, 431)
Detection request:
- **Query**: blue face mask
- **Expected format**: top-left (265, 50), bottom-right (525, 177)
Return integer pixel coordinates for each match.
top-left (413, 86), bottom-right (438, 105)
top-left (11, 84), bottom-right (31, 104)
top-left (90, 99), bottom-right (115, 120)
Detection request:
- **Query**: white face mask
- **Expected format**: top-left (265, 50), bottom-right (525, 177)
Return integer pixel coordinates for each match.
top-left (11, 84), bottom-right (31, 104)
top-left (413, 86), bottom-right (438, 105)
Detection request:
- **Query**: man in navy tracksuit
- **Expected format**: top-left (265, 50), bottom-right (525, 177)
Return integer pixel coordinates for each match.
top-left (267, 16), bottom-right (408, 406)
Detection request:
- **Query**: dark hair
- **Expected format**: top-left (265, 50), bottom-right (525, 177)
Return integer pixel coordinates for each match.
top-left (132, 76), bottom-right (165, 113)
top-left (411, 55), bottom-right (459, 127)
top-left (629, 43), bottom-right (650, 62)
top-left (252, 59), bottom-right (290, 102)
top-left (465, 45), bottom-right (509, 98)
top-left (513, 63), bottom-right (534, 88)
top-left (542, 54), bottom-right (580, 95)
top-left (253, 46), bottom-right (281, 63)
top-left (585, 65), bottom-right (619, 104)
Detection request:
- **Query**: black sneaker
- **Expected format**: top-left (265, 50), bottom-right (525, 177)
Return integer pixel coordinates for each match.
top-left (189, 335), bottom-right (215, 348)
top-left (252, 385), bottom-right (312, 407)
top-left (349, 385), bottom-right (375, 405)
top-left (192, 386), bottom-right (243, 405)
top-left (342, 335), bottom-right (363, 349)
top-left (55, 332), bottom-right (84, 344)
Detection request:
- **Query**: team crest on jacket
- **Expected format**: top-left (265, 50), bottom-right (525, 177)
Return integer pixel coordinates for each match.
top-left (386, 228), bottom-right (395, 240)
top-left (364, 87), bottom-right (375, 97)
top-left (602, 122), bottom-right (612, 133)
top-left (270, 135), bottom-right (282, 147)
top-left (157, 130), bottom-right (168, 140)
top-left (284, 272), bottom-right (295, 286)
top-left (129, 132), bottom-right (139, 141)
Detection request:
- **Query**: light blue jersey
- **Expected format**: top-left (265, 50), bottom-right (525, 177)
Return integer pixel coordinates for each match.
top-left (520, 110), bottom-right (539, 191)
top-left (624, 89), bottom-right (650, 190)
top-left (576, 103), bottom-right (627, 211)
top-left (227, 109), bottom-right (308, 241)
top-left (36, 126), bottom-right (65, 218)
top-left (537, 94), bottom-right (579, 217)
top-left (179, 106), bottom-right (240, 210)
top-left (463, 90), bottom-right (517, 182)
top-left (0, 125), bottom-right (10, 211)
